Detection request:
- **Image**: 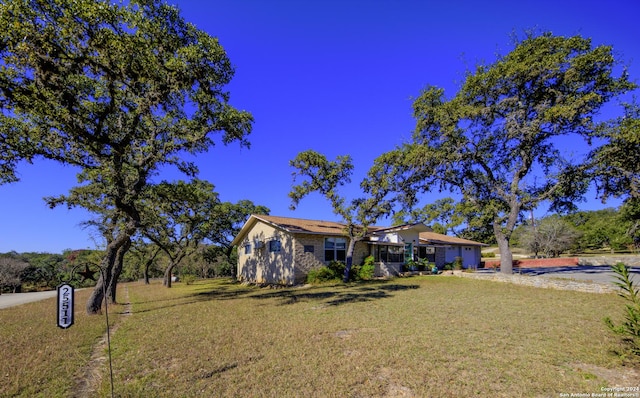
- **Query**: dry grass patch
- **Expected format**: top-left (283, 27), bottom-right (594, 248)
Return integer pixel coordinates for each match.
top-left (92, 277), bottom-right (639, 397)
top-left (2, 277), bottom-right (638, 397)
top-left (0, 288), bottom-right (125, 397)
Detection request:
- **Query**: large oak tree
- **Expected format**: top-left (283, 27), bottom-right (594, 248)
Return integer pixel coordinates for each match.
top-left (140, 179), bottom-right (220, 288)
top-left (368, 33), bottom-right (635, 273)
top-left (0, 0), bottom-right (252, 313)
top-left (592, 103), bottom-right (640, 201)
top-left (203, 199), bottom-right (270, 276)
top-left (290, 150), bottom-right (391, 282)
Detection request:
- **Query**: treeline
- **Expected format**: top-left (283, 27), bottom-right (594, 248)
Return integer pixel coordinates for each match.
top-left (512, 204), bottom-right (640, 257)
top-left (0, 244), bottom-right (238, 294)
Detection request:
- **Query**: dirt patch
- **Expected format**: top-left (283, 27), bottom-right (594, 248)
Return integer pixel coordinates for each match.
top-left (72, 286), bottom-right (132, 398)
top-left (569, 362), bottom-right (640, 386)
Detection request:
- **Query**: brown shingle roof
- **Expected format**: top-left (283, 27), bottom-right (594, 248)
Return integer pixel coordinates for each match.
top-left (253, 214), bottom-right (383, 235)
top-left (419, 231), bottom-right (487, 246)
top-left (254, 214), bottom-right (348, 235)
top-left (232, 214), bottom-right (486, 247)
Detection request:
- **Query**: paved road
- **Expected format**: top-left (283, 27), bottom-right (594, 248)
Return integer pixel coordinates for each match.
top-left (478, 265), bottom-right (640, 285)
top-left (0, 290), bottom-right (58, 309)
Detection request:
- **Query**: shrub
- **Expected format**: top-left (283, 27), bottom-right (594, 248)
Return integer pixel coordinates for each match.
top-left (307, 258), bottom-right (377, 284)
top-left (483, 252), bottom-right (496, 258)
top-left (604, 262), bottom-right (640, 356)
top-left (417, 258), bottom-right (429, 271)
top-left (306, 266), bottom-right (340, 283)
top-left (356, 256), bottom-right (375, 281)
top-left (453, 256), bottom-right (463, 270)
top-left (181, 274), bottom-right (197, 285)
top-left (327, 260), bottom-right (346, 277)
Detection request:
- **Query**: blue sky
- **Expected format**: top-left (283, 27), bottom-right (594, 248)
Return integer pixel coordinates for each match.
top-left (1, 0), bottom-right (639, 253)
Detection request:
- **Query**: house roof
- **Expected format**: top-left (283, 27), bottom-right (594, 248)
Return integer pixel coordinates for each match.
top-left (230, 214), bottom-right (384, 246)
top-left (232, 214), bottom-right (487, 248)
top-left (371, 222), bottom-right (432, 235)
top-left (252, 214), bottom-right (357, 235)
top-left (419, 231), bottom-right (487, 247)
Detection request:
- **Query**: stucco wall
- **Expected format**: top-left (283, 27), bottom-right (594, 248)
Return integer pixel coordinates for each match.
top-left (239, 225), bottom-right (374, 284)
top-left (443, 246), bottom-right (482, 268)
top-left (237, 221), bottom-right (296, 285)
top-left (434, 248), bottom-right (446, 268)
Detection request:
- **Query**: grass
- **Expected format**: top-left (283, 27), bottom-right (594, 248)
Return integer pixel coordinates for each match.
top-left (0, 288), bottom-right (123, 397)
top-left (2, 277), bottom-right (638, 397)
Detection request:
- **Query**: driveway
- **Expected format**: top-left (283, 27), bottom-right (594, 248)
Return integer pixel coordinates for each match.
top-left (0, 290), bottom-right (59, 309)
top-left (479, 265), bottom-right (640, 285)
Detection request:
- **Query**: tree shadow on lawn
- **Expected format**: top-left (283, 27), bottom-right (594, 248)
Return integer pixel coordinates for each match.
top-left (211, 281), bottom-right (421, 307)
top-left (129, 281), bottom-right (252, 313)
top-left (134, 280), bottom-right (421, 313)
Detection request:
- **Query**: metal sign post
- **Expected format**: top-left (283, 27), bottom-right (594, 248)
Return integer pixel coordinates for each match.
top-left (56, 283), bottom-right (75, 329)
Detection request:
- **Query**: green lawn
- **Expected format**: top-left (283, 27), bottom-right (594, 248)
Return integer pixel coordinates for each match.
top-left (2, 276), bottom-right (638, 397)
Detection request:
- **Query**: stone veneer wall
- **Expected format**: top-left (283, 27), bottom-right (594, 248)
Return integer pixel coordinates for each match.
top-left (578, 256), bottom-right (640, 267)
top-left (291, 234), bottom-right (371, 283)
top-left (292, 234), bottom-right (326, 283)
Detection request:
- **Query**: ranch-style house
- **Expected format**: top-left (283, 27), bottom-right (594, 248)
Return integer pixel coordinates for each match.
top-left (231, 214), bottom-right (486, 285)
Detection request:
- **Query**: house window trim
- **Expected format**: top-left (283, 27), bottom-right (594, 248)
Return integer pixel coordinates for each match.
top-left (372, 243), bottom-right (405, 263)
top-left (324, 237), bottom-right (347, 262)
top-left (269, 240), bottom-right (281, 253)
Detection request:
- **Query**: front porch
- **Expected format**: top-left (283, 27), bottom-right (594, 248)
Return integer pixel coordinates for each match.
top-left (370, 242), bottom-right (444, 277)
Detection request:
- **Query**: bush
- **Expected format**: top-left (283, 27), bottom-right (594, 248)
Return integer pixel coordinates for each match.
top-left (306, 266), bottom-right (341, 283)
top-left (307, 257), bottom-right (376, 284)
top-left (355, 256), bottom-right (375, 281)
top-left (327, 260), bottom-right (346, 277)
top-left (604, 263), bottom-right (640, 356)
top-left (453, 256), bottom-right (463, 270)
top-left (483, 251), bottom-right (496, 258)
top-left (181, 274), bottom-right (197, 285)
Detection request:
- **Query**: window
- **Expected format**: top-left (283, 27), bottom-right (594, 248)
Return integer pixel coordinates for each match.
top-left (244, 244), bottom-right (251, 255)
top-left (269, 240), bottom-right (281, 253)
top-left (374, 245), bottom-right (404, 263)
top-left (388, 246), bottom-right (403, 263)
top-left (404, 243), bottom-right (413, 263)
top-left (304, 245), bottom-right (314, 253)
top-left (324, 237), bottom-right (346, 262)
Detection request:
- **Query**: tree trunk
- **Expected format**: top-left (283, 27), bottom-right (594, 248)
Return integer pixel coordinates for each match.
top-left (342, 238), bottom-right (357, 283)
top-left (143, 260), bottom-right (151, 284)
top-left (494, 225), bottom-right (513, 274)
top-left (86, 232), bottom-right (130, 315)
top-left (85, 261), bottom-right (112, 315)
top-left (107, 237), bottom-right (131, 304)
top-left (164, 262), bottom-right (176, 288)
top-left (143, 246), bottom-right (161, 285)
top-left (163, 250), bottom-right (187, 288)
